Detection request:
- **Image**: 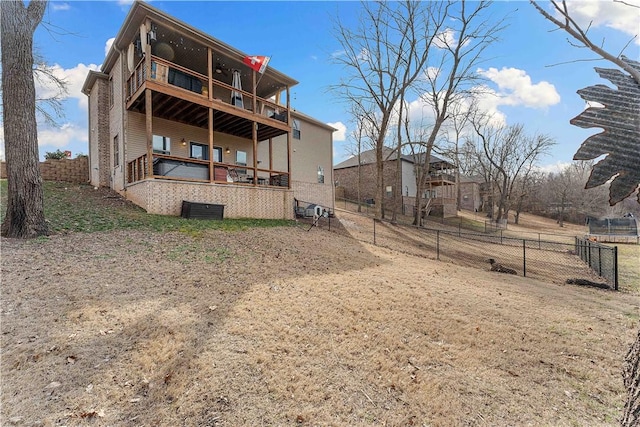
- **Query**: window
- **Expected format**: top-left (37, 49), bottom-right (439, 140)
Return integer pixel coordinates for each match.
top-left (113, 135), bottom-right (119, 167)
top-left (293, 119), bottom-right (301, 139)
top-left (386, 185), bottom-right (393, 196)
top-left (109, 76), bottom-right (114, 108)
top-left (213, 147), bottom-right (222, 163)
top-left (317, 166), bottom-right (324, 184)
top-left (236, 150), bottom-right (247, 174)
top-left (152, 135), bottom-right (170, 154)
top-left (190, 142), bottom-right (209, 160)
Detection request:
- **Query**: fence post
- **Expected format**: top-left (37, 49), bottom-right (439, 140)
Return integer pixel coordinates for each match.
top-left (458, 221), bottom-right (461, 237)
top-left (373, 218), bottom-right (376, 245)
top-left (437, 230), bottom-right (440, 260)
top-left (538, 233), bottom-right (541, 250)
top-left (614, 246), bottom-right (619, 291)
top-left (522, 239), bottom-right (526, 277)
top-left (500, 229), bottom-right (503, 245)
top-left (598, 245), bottom-right (602, 277)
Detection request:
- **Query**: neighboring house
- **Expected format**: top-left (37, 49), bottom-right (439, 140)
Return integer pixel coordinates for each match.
top-left (459, 175), bottom-right (483, 212)
top-left (333, 148), bottom-right (461, 218)
top-left (82, 1), bottom-right (334, 219)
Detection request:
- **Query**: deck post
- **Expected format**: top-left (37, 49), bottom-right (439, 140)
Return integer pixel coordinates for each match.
top-left (208, 108), bottom-right (214, 182)
top-left (145, 89), bottom-right (153, 178)
top-left (252, 70), bottom-right (258, 185)
top-left (286, 86), bottom-right (291, 188)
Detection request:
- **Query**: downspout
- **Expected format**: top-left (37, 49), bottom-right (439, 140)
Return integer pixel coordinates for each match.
top-left (330, 128), bottom-right (335, 212)
top-left (115, 42), bottom-right (127, 192)
top-left (286, 86), bottom-right (291, 189)
top-left (86, 91), bottom-right (92, 184)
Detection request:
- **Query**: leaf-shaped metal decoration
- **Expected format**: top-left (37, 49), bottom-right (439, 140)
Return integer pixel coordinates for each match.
top-left (570, 56), bottom-right (640, 206)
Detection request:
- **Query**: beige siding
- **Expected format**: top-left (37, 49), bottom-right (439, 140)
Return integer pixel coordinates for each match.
top-left (271, 115), bottom-right (335, 209)
top-left (257, 135), bottom-right (288, 173)
top-left (402, 160), bottom-right (416, 197)
top-left (126, 112), bottom-right (254, 165)
top-left (291, 181), bottom-right (333, 209)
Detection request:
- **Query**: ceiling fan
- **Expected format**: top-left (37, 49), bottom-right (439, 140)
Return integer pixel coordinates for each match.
top-left (214, 63), bottom-right (229, 77)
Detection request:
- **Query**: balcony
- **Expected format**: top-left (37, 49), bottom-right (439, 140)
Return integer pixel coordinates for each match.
top-left (426, 171), bottom-right (456, 186)
top-left (127, 153), bottom-right (290, 188)
top-left (126, 55), bottom-right (291, 141)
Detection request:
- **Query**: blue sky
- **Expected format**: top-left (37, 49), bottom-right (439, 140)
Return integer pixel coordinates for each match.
top-left (6, 0), bottom-right (639, 171)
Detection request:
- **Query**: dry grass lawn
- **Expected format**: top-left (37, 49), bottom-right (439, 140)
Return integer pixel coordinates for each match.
top-left (2, 215), bottom-right (640, 426)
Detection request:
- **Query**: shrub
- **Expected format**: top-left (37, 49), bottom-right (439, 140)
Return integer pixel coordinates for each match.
top-left (44, 149), bottom-right (69, 160)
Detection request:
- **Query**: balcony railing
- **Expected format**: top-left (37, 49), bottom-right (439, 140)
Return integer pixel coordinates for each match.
top-left (126, 55), bottom-right (289, 123)
top-left (427, 172), bottom-right (456, 183)
top-left (127, 153), bottom-right (290, 188)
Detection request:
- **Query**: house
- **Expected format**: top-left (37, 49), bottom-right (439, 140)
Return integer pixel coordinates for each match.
top-left (334, 147), bottom-right (468, 218)
top-left (82, 1), bottom-right (335, 219)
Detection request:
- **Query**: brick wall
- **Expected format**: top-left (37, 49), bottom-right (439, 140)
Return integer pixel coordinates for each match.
top-left (291, 180), bottom-right (334, 211)
top-left (126, 180), bottom-right (295, 219)
top-left (334, 160), bottom-right (404, 211)
top-left (1, 157), bottom-right (89, 184)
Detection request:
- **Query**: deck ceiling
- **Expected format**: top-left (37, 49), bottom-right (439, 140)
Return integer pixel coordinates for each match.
top-left (128, 91), bottom-right (288, 141)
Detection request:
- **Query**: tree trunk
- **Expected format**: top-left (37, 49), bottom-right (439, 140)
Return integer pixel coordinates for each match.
top-left (375, 144), bottom-right (384, 219)
top-left (1, 0), bottom-right (49, 238)
top-left (356, 140), bottom-right (362, 213)
top-left (623, 327), bottom-right (640, 426)
top-left (558, 193), bottom-right (566, 228)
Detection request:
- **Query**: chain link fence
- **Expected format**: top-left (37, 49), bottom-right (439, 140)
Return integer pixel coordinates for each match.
top-left (575, 237), bottom-right (618, 288)
top-left (326, 208), bottom-right (618, 290)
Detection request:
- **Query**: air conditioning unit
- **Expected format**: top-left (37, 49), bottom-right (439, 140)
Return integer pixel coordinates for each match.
top-left (304, 204), bottom-right (324, 218)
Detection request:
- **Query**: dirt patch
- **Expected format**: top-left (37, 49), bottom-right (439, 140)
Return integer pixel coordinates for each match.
top-left (2, 219), bottom-right (639, 425)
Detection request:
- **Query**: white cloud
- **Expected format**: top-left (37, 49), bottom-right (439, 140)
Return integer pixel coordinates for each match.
top-left (535, 161), bottom-right (574, 175)
top-left (105, 37), bottom-right (115, 58)
top-left (35, 63), bottom-right (101, 112)
top-left (327, 121), bottom-right (347, 142)
top-left (434, 28), bottom-right (458, 49)
top-left (425, 66), bottom-right (440, 81)
top-left (38, 123), bottom-right (87, 149)
top-left (331, 50), bottom-right (346, 59)
top-left (52, 3), bottom-right (70, 11)
top-left (563, 0), bottom-right (640, 43)
top-left (357, 48), bottom-right (370, 62)
top-left (477, 67), bottom-right (561, 109)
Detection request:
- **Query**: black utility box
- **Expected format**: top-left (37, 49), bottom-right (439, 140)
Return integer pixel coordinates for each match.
top-left (181, 201), bottom-right (224, 220)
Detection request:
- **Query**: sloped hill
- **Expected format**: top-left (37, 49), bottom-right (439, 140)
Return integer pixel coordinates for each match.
top-left (2, 219), bottom-right (638, 425)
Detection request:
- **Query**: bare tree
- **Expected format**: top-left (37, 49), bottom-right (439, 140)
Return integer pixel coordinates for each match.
top-left (408, 1), bottom-right (506, 226)
top-left (1, 0), bottom-right (49, 238)
top-left (469, 120), bottom-right (555, 222)
top-left (511, 163), bottom-right (537, 225)
top-left (33, 52), bottom-right (68, 126)
top-left (439, 96), bottom-right (478, 211)
top-left (331, 1), bottom-right (448, 219)
top-left (346, 103), bottom-right (377, 212)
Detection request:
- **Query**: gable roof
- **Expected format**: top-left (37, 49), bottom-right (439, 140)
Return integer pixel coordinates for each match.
top-left (102, 1), bottom-right (297, 91)
top-left (334, 147), bottom-right (455, 170)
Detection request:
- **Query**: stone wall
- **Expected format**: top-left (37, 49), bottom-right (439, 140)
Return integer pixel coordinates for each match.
top-left (1, 157), bottom-right (89, 184)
